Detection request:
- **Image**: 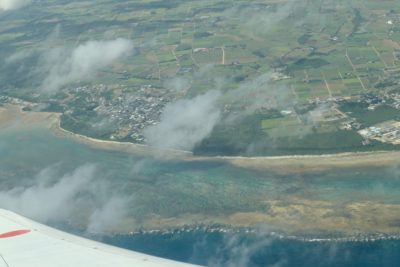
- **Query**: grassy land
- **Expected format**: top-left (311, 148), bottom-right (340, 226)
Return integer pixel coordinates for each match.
top-left (2, 0), bottom-right (400, 155)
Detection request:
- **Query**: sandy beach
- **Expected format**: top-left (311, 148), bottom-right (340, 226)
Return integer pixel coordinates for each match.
top-left (2, 104), bottom-right (400, 173)
top-left (0, 104), bottom-right (60, 129)
top-left (51, 118), bottom-right (194, 159)
top-left (220, 151), bottom-right (400, 174)
top-left (2, 103), bottom-right (400, 236)
top-left (0, 104), bottom-right (19, 126)
top-left (54, 117), bottom-right (400, 174)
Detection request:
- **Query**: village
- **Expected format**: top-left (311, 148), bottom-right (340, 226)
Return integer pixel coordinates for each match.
top-left (358, 120), bottom-right (400, 145)
top-left (61, 84), bottom-right (178, 142)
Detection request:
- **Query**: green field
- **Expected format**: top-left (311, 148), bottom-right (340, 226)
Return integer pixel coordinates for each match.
top-left (2, 0), bottom-right (400, 155)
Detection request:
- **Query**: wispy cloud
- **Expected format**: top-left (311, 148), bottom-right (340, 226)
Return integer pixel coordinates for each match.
top-left (163, 77), bottom-right (192, 94)
top-left (221, 2), bottom-right (300, 39)
top-left (0, 164), bottom-right (131, 233)
top-left (212, 236), bottom-right (271, 267)
top-left (5, 49), bottom-right (36, 65)
top-left (203, 234), bottom-right (281, 267)
top-left (144, 90), bottom-right (222, 151)
top-left (243, 3), bottom-right (295, 36)
top-left (144, 70), bottom-right (298, 151)
top-left (0, 0), bottom-right (31, 11)
top-left (226, 73), bottom-right (295, 117)
top-left (40, 38), bottom-right (133, 93)
top-left (87, 196), bottom-right (130, 233)
top-left (0, 164), bottom-right (95, 222)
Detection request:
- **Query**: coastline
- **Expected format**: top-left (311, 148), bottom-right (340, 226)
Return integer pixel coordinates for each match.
top-left (3, 104), bottom-right (400, 236)
top-left (2, 103), bottom-right (400, 173)
top-left (51, 118), bottom-right (193, 159)
top-left (53, 115), bottom-right (400, 173)
top-left (53, 116), bottom-right (400, 173)
top-left (220, 150), bottom-right (400, 173)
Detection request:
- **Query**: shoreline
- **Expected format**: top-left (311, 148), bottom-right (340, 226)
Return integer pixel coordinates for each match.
top-left (101, 225), bottom-right (400, 243)
top-left (3, 104), bottom-right (400, 236)
top-left (52, 118), bottom-right (194, 159)
top-left (2, 103), bottom-right (400, 172)
top-left (53, 118), bottom-right (400, 173)
top-left (220, 150), bottom-right (400, 173)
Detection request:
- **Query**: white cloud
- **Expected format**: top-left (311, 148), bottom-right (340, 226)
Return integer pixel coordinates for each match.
top-left (0, 164), bottom-right (133, 233)
top-left (144, 71), bottom-right (299, 151)
top-left (0, 0), bottom-right (31, 11)
top-left (87, 196), bottom-right (130, 233)
top-left (0, 164), bottom-right (96, 222)
top-left (227, 73), bottom-right (295, 114)
top-left (144, 90), bottom-right (222, 151)
top-left (221, 2), bottom-right (299, 38)
top-left (164, 77), bottom-right (191, 94)
top-left (244, 4), bottom-right (294, 36)
top-left (5, 49), bottom-right (35, 64)
top-left (41, 38), bottom-right (133, 92)
top-left (207, 234), bottom-right (273, 267)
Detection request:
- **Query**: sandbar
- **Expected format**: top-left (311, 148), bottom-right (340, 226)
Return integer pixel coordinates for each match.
top-left (2, 104), bottom-right (400, 174)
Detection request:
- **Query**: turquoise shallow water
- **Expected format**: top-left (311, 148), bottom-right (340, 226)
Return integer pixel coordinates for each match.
top-left (2, 122), bottom-right (400, 266)
top-left (1, 127), bottom-right (399, 199)
top-left (1, 124), bottom-right (400, 234)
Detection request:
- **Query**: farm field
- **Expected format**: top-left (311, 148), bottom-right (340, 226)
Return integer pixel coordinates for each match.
top-left (2, 0), bottom-right (400, 155)
top-left (4, 3), bottom-right (400, 266)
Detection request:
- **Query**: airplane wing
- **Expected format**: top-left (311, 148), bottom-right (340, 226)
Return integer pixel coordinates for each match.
top-left (0, 209), bottom-right (203, 267)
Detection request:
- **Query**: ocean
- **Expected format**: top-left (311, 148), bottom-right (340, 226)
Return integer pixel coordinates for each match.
top-left (95, 230), bottom-right (400, 267)
top-left (1, 111), bottom-right (400, 266)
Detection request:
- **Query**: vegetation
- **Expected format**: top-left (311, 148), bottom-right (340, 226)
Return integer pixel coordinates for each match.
top-left (2, 0), bottom-right (400, 155)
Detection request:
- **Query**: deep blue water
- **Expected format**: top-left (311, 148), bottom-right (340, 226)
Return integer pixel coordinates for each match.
top-left (93, 231), bottom-right (400, 267)
top-left (3, 120), bottom-right (400, 266)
